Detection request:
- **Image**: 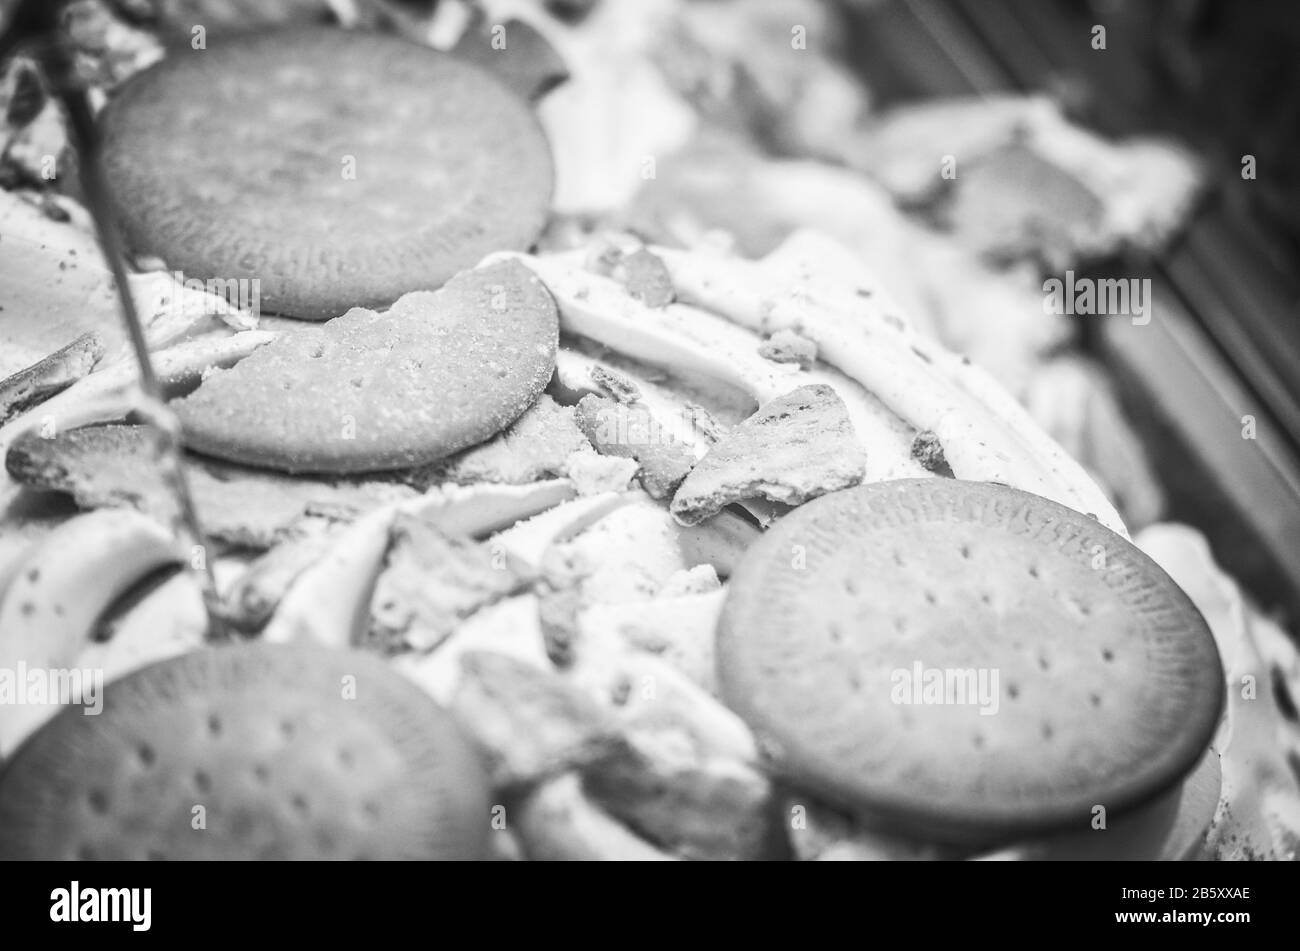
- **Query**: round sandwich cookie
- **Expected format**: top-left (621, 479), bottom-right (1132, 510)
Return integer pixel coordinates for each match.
top-left (171, 259), bottom-right (559, 474)
top-left (98, 26), bottom-right (554, 319)
top-left (0, 642), bottom-right (491, 860)
top-left (717, 478), bottom-right (1225, 844)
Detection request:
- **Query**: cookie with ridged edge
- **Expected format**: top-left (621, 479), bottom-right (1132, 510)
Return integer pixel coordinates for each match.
top-left (717, 478), bottom-right (1224, 844)
top-left (0, 642), bottom-right (491, 860)
top-left (171, 259), bottom-right (558, 474)
top-left (98, 26), bottom-right (553, 319)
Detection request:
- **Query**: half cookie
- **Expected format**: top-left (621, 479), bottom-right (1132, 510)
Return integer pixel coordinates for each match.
top-left (98, 26), bottom-right (554, 318)
top-left (717, 479), bottom-right (1224, 843)
top-left (172, 260), bottom-right (558, 474)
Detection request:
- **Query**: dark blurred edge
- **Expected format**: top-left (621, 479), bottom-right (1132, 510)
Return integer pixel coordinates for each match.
top-left (841, 0), bottom-right (1300, 633)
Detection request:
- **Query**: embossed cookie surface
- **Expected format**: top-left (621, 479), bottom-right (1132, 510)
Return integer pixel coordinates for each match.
top-left (0, 643), bottom-right (491, 860)
top-left (172, 260), bottom-right (558, 474)
top-left (718, 479), bottom-right (1224, 842)
top-left (98, 27), bottom-right (554, 318)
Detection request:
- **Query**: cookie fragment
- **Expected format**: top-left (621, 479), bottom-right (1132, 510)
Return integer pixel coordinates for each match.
top-left (910, 429), bottom-right (954, 477)
top-left (367, 513), bottom-right (528, 654)
top-left (0, 332), bottom-right (104, 425)
top-left (670, 384), bottom-right (865, 525)
top-left (574, 395), bottom-right (695, 499)
top-left (757, 329), bottom-right (817, 370)
top-left (5, 423), bottom-right (416, 548)
top-left (588, 363), bottom-right (641, 403)
top-left (620, 249), bottom-right (675, 308)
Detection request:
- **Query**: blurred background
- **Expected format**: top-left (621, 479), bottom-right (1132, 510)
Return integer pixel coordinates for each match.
top-left (844, 0), bottom-right (1300, 635)
top-left (836, 0), bottom-right (1300, 633)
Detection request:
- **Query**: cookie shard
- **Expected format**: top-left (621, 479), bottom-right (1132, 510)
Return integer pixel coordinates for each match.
top-left (573, 394), bottom-right (695, 500)
top-left (717, 479), bottom-right (1226, 844)
top-left (171, 260), bottom-right (559, 474)
top-left (670, 384), bottom-right (865, 525)
top-left (0, 331), bottom-right (104, 425)
top-left (366, 512), bottom-right (528, 654)
top-left (620, 249), bottom-right (675, 308)
top-left (910, 429), bottom-right (954, 478)
top-left (5, 423), bottom-right (415, 549)
top-left (757, 329), bottom-right (817, 370)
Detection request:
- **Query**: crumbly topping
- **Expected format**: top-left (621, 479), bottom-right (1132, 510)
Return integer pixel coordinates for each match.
top-left (574, 395), bottom-right (695, 500)
top-left (671, 384), bottom-right (865, 525)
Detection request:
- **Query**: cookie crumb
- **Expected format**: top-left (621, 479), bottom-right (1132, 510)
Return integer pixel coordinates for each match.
top-left (758, 330), bottom-right (818, 370)
top-left (589, 364), bottom-right (641, 403)
top-left (910, 430), bottom-right (954, 478)
top-left (621, 249), bottom-right (675, 308)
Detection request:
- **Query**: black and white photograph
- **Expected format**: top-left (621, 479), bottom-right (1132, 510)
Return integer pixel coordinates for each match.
top-left (0, 0), bottom-right (1296, 892)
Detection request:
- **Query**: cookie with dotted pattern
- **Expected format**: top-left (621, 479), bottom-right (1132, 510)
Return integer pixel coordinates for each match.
top-left (0, 642), bottom-right (490, 860)
top-left (98, 26), bottom-right (554, 318)
top-left (170, 259), bottom-right (558, 474)
top-left (717, 478), bottom-right (1224, 844)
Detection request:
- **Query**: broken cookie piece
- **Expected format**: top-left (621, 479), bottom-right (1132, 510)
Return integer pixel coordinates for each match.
top-left (910, 429), bottom-right (954, 478)
top-left (366, 512), bottom-right (529, 654)
top-left (620, 248), bottom-right (676, 308)
top-left (0, 332), bottom-right (104, 426)
top-left (670, 384), bottom-right (865, 525)
top-left (588, 363), bottom-right (641, 404)
top-left (757, 329), bottom-right (817, 370)
top-left (574, 395), bottom-right (695, 499)
top-left (5, 423), bottom-right (417, 548)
